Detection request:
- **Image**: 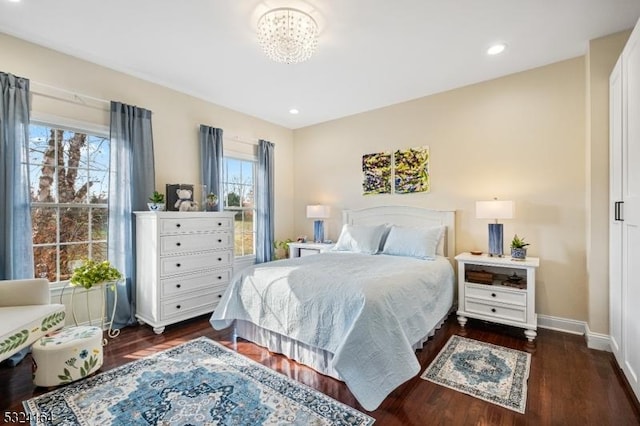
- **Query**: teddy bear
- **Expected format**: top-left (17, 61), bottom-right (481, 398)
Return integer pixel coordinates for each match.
top-left (174, 188), bottom-right (198, 211)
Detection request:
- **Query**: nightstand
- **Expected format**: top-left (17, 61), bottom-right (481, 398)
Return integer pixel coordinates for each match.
top-left (288, 242), bottom-right (335, 258)
top-left (455, 252), bottom-right (540, 342)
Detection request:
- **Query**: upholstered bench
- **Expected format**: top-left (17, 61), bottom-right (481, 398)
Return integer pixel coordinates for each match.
top-left (32, 326), bottom-right (103, 387)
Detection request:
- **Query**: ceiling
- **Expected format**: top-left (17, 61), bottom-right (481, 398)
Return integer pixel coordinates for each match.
top-left (1, 1), bottom-right (639, 129)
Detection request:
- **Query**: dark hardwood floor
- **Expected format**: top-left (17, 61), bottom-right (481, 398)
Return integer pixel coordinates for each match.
top-left (2, 314), bottom-right (639, 425)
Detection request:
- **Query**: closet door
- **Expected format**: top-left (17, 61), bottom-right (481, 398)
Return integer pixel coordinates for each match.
top-left (622, 22), bottom-right (640, 400)
top-left (609, 57), bottom-right (623, 367)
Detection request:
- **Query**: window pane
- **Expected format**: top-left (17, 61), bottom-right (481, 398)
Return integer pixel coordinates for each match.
top-left (233, 211), bottom-right (244, 255)
top-left (60, 243), bottom-right (89, 281)
top-left (89, 169), bottom-right (109, 204)
top-left (59, 207), bottom-right (90, 243)
top-left (91, 208), bottom-right (108, 241)
top-left (34, 246), bottom-right (57, 282)
top-left (30, 164), bottom-right (57, 203)
top-left (32, 207), bottom-right (58, 244)
top-left (91, 242), bottom-right (108, 262)
top-left (87, 135), bottom-right (110, 171)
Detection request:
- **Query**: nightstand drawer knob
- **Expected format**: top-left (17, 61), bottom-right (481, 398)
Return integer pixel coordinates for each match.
top-left (491, 308), bottom-right (497, 313)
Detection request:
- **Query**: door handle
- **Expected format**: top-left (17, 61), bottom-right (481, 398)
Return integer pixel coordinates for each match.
top-left (615, 201), bottom-right (624, 221)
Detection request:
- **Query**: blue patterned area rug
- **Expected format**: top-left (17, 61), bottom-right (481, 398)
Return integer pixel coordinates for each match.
top-left (23, 337), bottom-right (374, 425)
top-left (420, 335), bottom-right (531, 413)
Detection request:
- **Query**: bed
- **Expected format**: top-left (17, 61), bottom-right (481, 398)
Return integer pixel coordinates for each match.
top-left (210, 206), bottom-right (456, 411)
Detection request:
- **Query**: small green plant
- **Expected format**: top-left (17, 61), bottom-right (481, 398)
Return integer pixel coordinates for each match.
top-left (510, 234), bottom-right (530, 249)
top-left (70, 259), bottom-right (122, 289)
top-left (273, 239), bottom-right (294, 259)
top-left (148, 191), bottom-right (165, 204)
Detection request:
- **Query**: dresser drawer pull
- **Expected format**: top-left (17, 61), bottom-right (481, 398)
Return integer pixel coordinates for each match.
top-left (176, 242), bottom-right (181, 246)
top-left (176, 263), bottom-right (181, 268)
top-left (217, 276), bottom-right (222, 280)
top-left (491, 293), bottom-right (496, 298)
top-left (217, 294), bottom-right (222, 298)
top-left (176, 223), bottom-right (181, 228)
top-left (176, 304), bottom-right (181, 309)
top-left (217, 239), bottom-right (222, 243)
top-left (176, 284), bottom-right (181, 288)
top-left (217, 257), bottom-right (222, 261)
top-left (491, 308), bottom-right (497, 313)
top-left (218, 222), bottom-right (222, 226)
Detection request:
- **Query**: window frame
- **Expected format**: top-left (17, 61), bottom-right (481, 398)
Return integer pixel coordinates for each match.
top-left (27, 115), bottom-right (111, 288)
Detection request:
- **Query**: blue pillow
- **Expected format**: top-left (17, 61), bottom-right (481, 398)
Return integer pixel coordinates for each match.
top-left (381, 225), bottom-right (444, 259)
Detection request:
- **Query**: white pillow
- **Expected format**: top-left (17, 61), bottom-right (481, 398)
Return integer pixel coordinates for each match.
top-left (381, 225), bottom-right (445, 260)
top-left (332, 224), bottom-right (388, 254)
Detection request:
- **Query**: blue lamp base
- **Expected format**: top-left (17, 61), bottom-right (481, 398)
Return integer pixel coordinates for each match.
top-left (488, 223), bottom-right (504, 257)
top-left (313, 220), bottom-right (324, 243)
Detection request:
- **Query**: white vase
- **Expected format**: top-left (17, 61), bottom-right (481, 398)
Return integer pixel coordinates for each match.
top-left (147, 203), bottom-right (165, 211)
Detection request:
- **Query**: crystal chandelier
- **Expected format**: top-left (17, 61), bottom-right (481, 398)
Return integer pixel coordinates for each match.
top-left (257, 8), bottom-right (319, 64)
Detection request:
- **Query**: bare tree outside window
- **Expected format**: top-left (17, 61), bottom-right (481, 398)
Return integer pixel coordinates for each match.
top-left (27, 124), bottom-right (110, 283)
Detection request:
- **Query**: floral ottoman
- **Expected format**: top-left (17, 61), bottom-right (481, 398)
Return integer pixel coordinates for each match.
top-left (32, 326), bottom-right (103, 387)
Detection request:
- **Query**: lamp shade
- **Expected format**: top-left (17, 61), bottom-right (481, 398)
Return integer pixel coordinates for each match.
top-left (475, 200), bottom-right (514, 220)
top-left (306, 205), bottom-right (330, 219)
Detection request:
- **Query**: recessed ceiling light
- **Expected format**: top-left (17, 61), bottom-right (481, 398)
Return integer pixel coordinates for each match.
top-left (8, 0), bottom-right (21, 2)
top-left (289, 108), bottom-right (299, 115)
top-left (487, 43), bottom-right (507, 55)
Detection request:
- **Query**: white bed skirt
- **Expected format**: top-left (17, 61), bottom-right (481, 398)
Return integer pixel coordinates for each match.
top-left (233, 310), bottom-right (450, 382)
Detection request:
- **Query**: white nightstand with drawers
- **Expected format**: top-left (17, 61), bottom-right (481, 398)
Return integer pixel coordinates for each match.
top-left (288, 242), bottom-right (335, 258)
top-left (455, 252), bottom-right (539, 342)
top-left (134, 211), bottom-right (234, 334)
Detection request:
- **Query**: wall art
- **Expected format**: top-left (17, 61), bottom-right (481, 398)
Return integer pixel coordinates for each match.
top-left (362, 152), bottom-right (391, 195)
top-left (394, 146), bottom-right (430, 194)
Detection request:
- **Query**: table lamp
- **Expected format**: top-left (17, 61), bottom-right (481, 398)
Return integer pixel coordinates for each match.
top-left (306, 205), bottom-right (330, 243)
top-left (476, 199), bottom-right (514, 257)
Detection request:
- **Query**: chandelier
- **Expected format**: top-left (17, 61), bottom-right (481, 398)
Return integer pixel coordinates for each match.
top-left (257, 8), bottom-right (319, 64)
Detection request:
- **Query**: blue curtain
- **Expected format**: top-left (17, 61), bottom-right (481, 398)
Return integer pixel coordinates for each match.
top-left (255, 139), bottom-right (274, 263)
top-left (199, 125), bottom-right (223, 212)
top-left (108, 102), bottom-right (155, 329)
top-left (0, 72), bottom-right (33, 280)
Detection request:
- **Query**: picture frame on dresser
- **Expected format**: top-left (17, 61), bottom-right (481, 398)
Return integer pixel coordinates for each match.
top-left (133, 211), bottom-right (235, 334)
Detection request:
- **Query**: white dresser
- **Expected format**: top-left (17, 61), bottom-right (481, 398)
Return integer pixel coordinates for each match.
top-left (134, 211), bottom-right (235, 334)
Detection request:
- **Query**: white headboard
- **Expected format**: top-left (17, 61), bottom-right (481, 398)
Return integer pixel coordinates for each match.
top-left (342, 206), bottom-right (456, 259)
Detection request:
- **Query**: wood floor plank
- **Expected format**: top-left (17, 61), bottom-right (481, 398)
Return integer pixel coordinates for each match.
top-left (1, 314), bottom-right (639, 425)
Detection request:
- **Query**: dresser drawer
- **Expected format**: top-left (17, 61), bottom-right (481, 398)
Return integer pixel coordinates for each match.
top-left (159, 217), bottom-right (233, 235)
top-left (465, 284), bottom-right (526, 306)
top-left (161, 269), bottom-right (231, 298)
top-left (161, 290), bottom-right (219, 319)
top-left (160, 251), bottom-right (233, 277)
top-left (160, 232), bottom-right (233, 255)
top-left (465, 299), bottom-right (527, 323)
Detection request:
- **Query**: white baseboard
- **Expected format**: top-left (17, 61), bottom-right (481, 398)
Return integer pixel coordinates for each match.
top-left (585, 324), bottom-right (612, 352)
top-left (537, 314), bottom-right (611, 352)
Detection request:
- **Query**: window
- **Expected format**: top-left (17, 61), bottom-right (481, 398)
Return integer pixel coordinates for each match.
top-left (26, 123), bottom-right (110, 283)
top-left (222, 157), bottom-right (255, 257)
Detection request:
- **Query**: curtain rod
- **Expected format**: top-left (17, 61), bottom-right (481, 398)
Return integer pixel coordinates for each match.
top-left (30, 81), bottom-right (110, 111)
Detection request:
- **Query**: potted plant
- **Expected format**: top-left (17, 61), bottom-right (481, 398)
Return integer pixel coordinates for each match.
top-left (148, 191), bottom-right (165, 211)
top-left (70, 259), bottom-right (123, 290)
top-left (273, 239), bottom-right (294, 259)
top-left (510, 234), bottom-right (530, 260)
top-left (205, 193), bottom-right (219, 211)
